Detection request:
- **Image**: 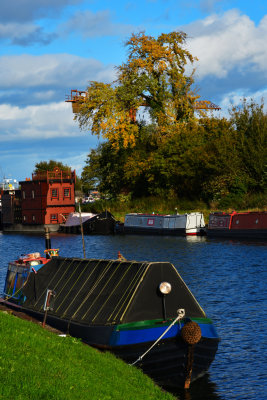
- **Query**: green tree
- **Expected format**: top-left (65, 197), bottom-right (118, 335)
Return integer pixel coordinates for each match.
top-left (230, 99), bottom-right (267, 191)
top-left (81, 144), bottom-right (130, 196)
top-left (34, 160), bottom-right (71, 173)
top-left (34, 160), bottom-right (82, 191)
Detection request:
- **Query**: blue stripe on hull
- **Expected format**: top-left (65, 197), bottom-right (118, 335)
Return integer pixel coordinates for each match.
top-left (110, 321), bottom-right (218, 346)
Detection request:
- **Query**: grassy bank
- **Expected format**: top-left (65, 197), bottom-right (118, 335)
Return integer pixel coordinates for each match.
top-left (81, 193), bottom-right (267, 222)
top-left (0, 311), bottom-right (175, 400)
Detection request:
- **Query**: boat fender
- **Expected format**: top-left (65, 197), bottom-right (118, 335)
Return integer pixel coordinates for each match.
top-left (181, 321), bottom-right (201, 345)
top-left (181, 321), bottom-right (202, 389)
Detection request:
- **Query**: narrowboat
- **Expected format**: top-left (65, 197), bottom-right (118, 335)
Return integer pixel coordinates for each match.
top-left (120, 212), bottom-right (206, 236)
top-left (207, 211), bottom-right (267, 239)
top-left (1, 248), bottom-right (219, 389)
top-left (60, 211), bottom-right (116, 234)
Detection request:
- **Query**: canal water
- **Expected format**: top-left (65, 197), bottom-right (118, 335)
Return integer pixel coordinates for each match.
top-left (0, 231), bottom-right (266, 400)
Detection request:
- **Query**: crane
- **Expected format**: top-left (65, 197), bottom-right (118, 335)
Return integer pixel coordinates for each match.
top-left (65, 89), bottom-right (221, 119)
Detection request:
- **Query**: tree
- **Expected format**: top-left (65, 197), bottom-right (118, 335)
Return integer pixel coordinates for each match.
top-left (81, 144), bottom-right (130, 196)
top-left (34, 160), bottom-right (71, 173)
top-left (34, 160), bottom-right (82, 191)
top-left (229, 99), bottom-right (267, 191)
top-left (75, 31), bottom-right (198, 149)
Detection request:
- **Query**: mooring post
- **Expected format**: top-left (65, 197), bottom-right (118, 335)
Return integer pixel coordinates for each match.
top-left (45, 227), bottom-right (51, 259)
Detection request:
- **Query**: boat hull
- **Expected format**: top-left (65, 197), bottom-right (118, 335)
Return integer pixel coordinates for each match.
top-left (113, 336), bottom-right (218, 388)
top-left (123, 226), bottom-right (186, 235)
top-left (207, 228), bottom-right (267, 239)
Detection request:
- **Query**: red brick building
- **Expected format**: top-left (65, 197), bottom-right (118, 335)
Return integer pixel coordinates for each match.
top-left (19, 168), bottom-right (76, 230)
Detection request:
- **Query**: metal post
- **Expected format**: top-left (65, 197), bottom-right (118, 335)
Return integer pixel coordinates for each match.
top-left (162, 295), bottom-right (167, 321)
top-left (45, 227), bottom-right (51, 258)
top-left (79, 203), bottom-right (86, 258)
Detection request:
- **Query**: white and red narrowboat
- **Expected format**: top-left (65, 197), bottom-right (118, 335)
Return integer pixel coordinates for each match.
top-left (120, 212), bottom-right (206, 236)
top-left (207, 211), bottom-right (267, 239)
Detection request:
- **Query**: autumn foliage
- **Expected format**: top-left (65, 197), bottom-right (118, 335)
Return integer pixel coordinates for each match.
top-left (75, 31), bottom-right (198, 148)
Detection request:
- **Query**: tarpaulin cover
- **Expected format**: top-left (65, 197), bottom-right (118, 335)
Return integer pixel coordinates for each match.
top-left (62, 211), bottom-right (116, 234)
top-left (64, 212), bottom-right (96, 227)
top-left (23, 257), bottom-right (205, 325)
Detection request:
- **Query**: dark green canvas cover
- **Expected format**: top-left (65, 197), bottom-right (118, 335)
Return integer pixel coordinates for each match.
top-left (23, 257), bottom-right (205, 325)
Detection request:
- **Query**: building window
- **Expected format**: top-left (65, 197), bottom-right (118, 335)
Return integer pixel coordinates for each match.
top-left (23, 215), bottom-right (26, 221)
top-left (23, 191), bottom-right (26, 199)
top-left (32, 190), bottom-right (35, 199)
top-left (50, 214), bottom-right (58, 223)
top-left (64, 188), bottom-right (70, 198)
top-left (51, 188), bottom-right (58, 199)
top-left (32, 215), bottom-right (35, 222)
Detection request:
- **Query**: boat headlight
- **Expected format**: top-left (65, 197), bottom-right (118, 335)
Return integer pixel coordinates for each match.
top-left (30, 260), bottom-right (39, 266)
top-left (159, 282), bottom-right (172, 295)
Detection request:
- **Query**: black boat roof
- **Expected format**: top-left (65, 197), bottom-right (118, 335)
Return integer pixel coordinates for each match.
top-left (23, 257), bottom-right (205, 325)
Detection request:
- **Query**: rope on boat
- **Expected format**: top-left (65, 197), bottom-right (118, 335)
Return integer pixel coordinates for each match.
top-left (130, 308), bottom-right (185, 366)
top-left (4, 280), bottom-right (28, 301)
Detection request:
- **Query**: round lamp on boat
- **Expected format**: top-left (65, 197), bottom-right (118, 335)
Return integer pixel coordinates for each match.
top-left (159, 282), bottom-right (172, 295)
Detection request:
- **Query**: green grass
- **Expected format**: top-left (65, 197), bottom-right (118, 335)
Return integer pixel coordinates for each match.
top-left (0, 312), bottom-right (175, 400)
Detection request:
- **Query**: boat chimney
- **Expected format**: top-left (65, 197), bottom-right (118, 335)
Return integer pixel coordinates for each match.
top-left (45, 227), bottom-right (51, 258)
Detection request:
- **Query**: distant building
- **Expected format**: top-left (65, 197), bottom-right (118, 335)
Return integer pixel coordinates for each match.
top-left (2, 168), bottom-right (76, 232)
top-left (0, 179), bottom-right (21, 229)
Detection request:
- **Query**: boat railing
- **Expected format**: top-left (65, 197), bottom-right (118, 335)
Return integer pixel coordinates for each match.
top-left (32, 170), bottom-right (76, 182)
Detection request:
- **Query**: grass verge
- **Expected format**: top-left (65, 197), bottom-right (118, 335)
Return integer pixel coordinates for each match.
top-left (0, 311), bottom-right (175, 400)
top-left (81, 194), bottom-right (267, 223)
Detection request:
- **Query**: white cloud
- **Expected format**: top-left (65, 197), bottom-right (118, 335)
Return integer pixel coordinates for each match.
top-left (0, 22), bottom-right (56, 46)
top-left (185, 10), bottom-right (267, 79)
top-left (199, 0), bottom-right (223, 14)
top-left (0, 101), bottom-right (84, 141)
top-left (220, 88), bottom-right (267, 112)
top-left (0, 0), bottom-right (82, 23)
top-left (0, 54), bottom-right (115, 89)
top-left (0, 22), bottom-right (37, 38)
top-left (62, 10), bottom-right (134, 38)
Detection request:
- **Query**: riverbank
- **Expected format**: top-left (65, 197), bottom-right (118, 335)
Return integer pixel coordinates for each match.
top-left (0, 310), bottom-right (175, 400)
top-left (81, 194), bottom-right (267, 223)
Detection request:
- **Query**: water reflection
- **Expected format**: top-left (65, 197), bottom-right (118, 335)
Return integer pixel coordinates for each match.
top-left (206, 236), bottom-right (267, 247)
top-left (164, 375), bottom-right (222, 400)
top-left (185, 236), bottom-right (207, 243)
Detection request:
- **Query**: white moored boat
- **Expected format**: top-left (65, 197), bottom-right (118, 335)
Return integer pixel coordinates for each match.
top-left (122, 212), bottom-right (206, 236)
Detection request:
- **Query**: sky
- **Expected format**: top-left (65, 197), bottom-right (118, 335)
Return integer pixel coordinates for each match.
top-left (0, 0), bottom-right (266, 182)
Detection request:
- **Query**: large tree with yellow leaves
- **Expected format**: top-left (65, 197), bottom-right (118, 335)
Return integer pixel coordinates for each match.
top-left (75, 31), bottom-right (198, 149)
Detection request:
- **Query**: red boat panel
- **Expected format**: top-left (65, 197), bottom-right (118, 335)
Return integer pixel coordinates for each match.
top-left (208, 212), bottom-right (267, 231)
top-left (231, 212), bottom-right (267, 230)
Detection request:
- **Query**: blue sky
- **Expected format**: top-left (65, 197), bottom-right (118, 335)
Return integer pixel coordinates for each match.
top-left (0, 0), bottom-right (266, 182)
